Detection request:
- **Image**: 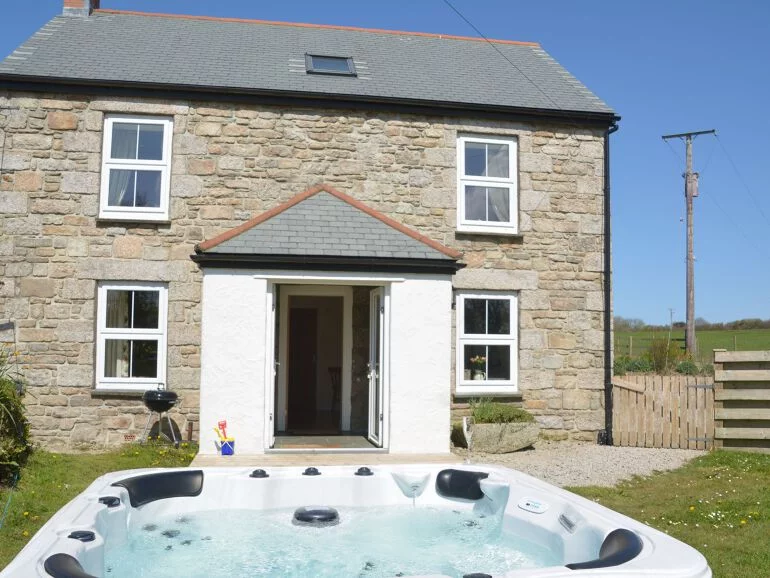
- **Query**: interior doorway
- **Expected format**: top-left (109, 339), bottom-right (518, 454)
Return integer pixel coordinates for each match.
top-left (286, 296), bottom-right (342, 433)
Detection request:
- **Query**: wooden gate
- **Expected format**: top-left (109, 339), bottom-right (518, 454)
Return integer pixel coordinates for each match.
top-left (612, 375), bottom-right (714, 450)
top-left (713, 350), bottom-right (770, 453)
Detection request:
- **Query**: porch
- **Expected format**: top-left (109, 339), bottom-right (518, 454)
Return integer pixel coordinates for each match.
top-left (193, 184), bottom-right (463, 456)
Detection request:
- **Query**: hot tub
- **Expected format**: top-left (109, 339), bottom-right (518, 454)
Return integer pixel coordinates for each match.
top-left (1, 464), bottom-right (711, 578)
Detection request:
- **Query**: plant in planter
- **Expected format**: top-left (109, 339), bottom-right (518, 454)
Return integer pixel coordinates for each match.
top-left (469, 355), bottom-right (486, 380)
top-left (465, 399), bottom-right (540, 454)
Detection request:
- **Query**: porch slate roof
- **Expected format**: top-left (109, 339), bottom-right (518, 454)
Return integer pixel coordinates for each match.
top-left (195, 184), bottom-right (460, 261)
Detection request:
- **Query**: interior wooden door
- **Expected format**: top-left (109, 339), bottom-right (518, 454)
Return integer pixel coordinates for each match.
top-left (288, 307), bottom-right (317, 431)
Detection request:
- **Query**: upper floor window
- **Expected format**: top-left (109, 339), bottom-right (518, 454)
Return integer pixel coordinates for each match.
top-left (457, 135), bottom-right (518, 235)
top-left (456, 291), bottom-right (518, 395)
top-left (99, 115), bottom-right (173, 221)
top-left (95, 282), bottom-right (168, 391)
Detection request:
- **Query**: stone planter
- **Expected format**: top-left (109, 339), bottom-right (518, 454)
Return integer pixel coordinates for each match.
top-left (472, 422), bottom-right (540, 454)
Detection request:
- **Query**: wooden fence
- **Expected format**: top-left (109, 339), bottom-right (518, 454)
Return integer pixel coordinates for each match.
top-left (612, 374), bottom-right (714, 450)
top-left (713, 350), bottom-right (770, 453)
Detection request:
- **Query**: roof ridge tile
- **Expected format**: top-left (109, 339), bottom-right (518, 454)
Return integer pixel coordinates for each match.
top-left (93, 9), bottom-right (539, 47)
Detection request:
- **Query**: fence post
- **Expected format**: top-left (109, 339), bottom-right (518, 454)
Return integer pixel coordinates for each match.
top-left (713, 349), bottom-right (725, 450)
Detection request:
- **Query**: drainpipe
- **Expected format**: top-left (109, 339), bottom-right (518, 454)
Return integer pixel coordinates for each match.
top-left (601, 121), bottom-right (619, 446)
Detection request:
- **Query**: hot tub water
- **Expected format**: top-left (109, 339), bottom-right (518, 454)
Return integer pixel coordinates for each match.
top-left (104, 506), bottom-right (559, 578)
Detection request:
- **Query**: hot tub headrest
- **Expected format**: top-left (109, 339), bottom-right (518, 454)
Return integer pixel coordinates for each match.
top-left (44, 553), bottom-right (98, 578)
top-left (111, 469), bottom-right (204, 507)
top-left (565, 528), bottom-right (643, 570)
top-left (435, 468), bottom-right (490, 501)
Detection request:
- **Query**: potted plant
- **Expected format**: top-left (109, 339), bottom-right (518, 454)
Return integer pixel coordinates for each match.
top-left (464, 399), bottom-right (540, 454)
top-left (469, 355), bottom-right (486, 380)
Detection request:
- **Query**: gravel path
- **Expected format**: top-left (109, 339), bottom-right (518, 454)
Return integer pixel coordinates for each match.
top-left (454, 441), bottom-right (706, 488)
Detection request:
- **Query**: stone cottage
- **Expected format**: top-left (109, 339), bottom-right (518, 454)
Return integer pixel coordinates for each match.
top-left (0, 0), bottom-right (619, 453)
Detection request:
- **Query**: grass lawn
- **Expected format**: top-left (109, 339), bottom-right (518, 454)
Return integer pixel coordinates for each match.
top-left (571, 450), bottom-right (770, 578)
top-left (615, 328), bottom-right (770, 362)
top-left (0, 442), bottom-right (196, 569)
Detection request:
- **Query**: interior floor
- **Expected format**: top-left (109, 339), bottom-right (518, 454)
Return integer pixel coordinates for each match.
top-left (273, 435), bottom-right (376, 450)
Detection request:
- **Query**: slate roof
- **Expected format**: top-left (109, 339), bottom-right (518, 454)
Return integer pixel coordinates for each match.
top-left (196, 184), bottom-right (460, 262)
top-left (0, 10), bottom-right (615, 118)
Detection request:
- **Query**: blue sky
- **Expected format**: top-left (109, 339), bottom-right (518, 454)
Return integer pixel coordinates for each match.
top-left (2, 1), bottom-right (769, 325)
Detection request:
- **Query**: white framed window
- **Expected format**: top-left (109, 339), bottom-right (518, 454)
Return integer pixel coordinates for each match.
top-left (457, 135), bottom-right (518, 234)
top-left (456, 291), bottom-right (518, 395)
top-left (99, 115), bottom-right (173, 221)
top-left (95, 282), bottom-right (168, 391)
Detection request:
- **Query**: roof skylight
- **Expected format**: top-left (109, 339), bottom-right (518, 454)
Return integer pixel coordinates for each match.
top-left (305, 54), bottom-right (356, 76)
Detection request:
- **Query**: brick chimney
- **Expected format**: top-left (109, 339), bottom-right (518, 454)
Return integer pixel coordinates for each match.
top-left (63, 0), bottom-right (100, 16)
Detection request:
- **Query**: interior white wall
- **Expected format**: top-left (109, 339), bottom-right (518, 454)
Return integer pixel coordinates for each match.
top-left (199, 270), bottom-right (267, 455)
top-left (388, 274), bottom-right (453, 454)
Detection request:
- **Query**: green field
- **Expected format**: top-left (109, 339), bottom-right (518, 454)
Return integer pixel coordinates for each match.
top-left (615, 329), bottom-right (770, 363)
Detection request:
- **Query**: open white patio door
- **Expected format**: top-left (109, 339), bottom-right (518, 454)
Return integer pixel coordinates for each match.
top-left (367, 287), bottom-right (385, 447)
top-left (264, 284), bottom-right (278, 449)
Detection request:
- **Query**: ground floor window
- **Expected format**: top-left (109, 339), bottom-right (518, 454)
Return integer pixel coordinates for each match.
top-left (95, 282), bottom-right (167, 390)
top-left (456, 291), bottom-right (518, 395)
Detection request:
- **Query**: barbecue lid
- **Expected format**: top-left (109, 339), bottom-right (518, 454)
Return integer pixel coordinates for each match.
top-left (142, 390), bottom-right (178, 402)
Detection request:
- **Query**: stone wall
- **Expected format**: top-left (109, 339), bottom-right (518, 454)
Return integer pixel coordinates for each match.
top-left (0, 91), bottom-right (607, 448)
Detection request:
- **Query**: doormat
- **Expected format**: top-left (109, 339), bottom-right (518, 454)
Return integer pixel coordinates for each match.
top-left (279, 443), bottom-right (342, 449)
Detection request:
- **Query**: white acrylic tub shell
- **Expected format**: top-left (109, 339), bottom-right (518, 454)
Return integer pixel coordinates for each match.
top-left (1, 464), bottom-right (712, 578)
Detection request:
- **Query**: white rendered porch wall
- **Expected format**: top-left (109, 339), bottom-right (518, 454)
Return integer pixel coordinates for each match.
top-left (388, 275), bottom-right (452, 453)
top-left (199, 270), bottom-right (267, 455)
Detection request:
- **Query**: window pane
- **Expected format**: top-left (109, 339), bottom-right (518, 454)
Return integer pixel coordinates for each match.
top-left (107, 169), bottom-right (136, 207)
top-left (133, 291), bottom-right (160, 329)
top-left (111, 123), bottom-right (138, 159)
top-left (131, 340), bottom-right (158, 378)
top-left (104, 339), bottom-right (130, 377)
top-left (463, 299), bottom-right (486, 334)
top-left (137, 124), bottom-right (164, 160)
top-left (464, 142), bottom-right (486, 176)
top-left (135, 171), bottom-right (161, 208)
top-left (310, 55), bottom-right (351, 73)
top-left (465, 186), bottom-right (486, 221)
top-left (463, 344), bottom-right (487, 375)
top-left (487, 187), bottom-right (510, 223)
top-left (106, 291), bottom-right (132, 328)
top-left (487, 345), bottom-right (511, 380)
top-left (487, 143), bottom-right (509, 178)
top-left (487, 299), bottom-right (510, 335)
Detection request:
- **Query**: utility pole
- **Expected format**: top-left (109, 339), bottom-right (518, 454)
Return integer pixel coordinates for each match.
top-left (661, 129), bottom-right (716, 356)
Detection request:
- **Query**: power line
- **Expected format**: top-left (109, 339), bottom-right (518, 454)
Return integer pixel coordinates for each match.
top-left (697, 136), bottom-right (718, 177)
top-left (663, 137), bottom-right (684, 165)
top-left (698, 186), bottom-right (770, 263)
top-left (440, 0), bottom-right (565, 114)
top-left (714, 134), bottom-right (770, 229)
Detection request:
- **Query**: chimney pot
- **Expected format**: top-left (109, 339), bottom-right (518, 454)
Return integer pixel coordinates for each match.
top-left (63, 0), bottom-right (100, 16)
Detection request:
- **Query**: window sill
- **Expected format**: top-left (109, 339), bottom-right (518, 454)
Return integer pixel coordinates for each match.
top-left (96, 218), bottom-right (171, 227)
top-left (455, 384), bottom-right (519, 397)
top-left (456, 225), bottom-right (519, 237)
top-left (91, 388), bottom-right (146, 399)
